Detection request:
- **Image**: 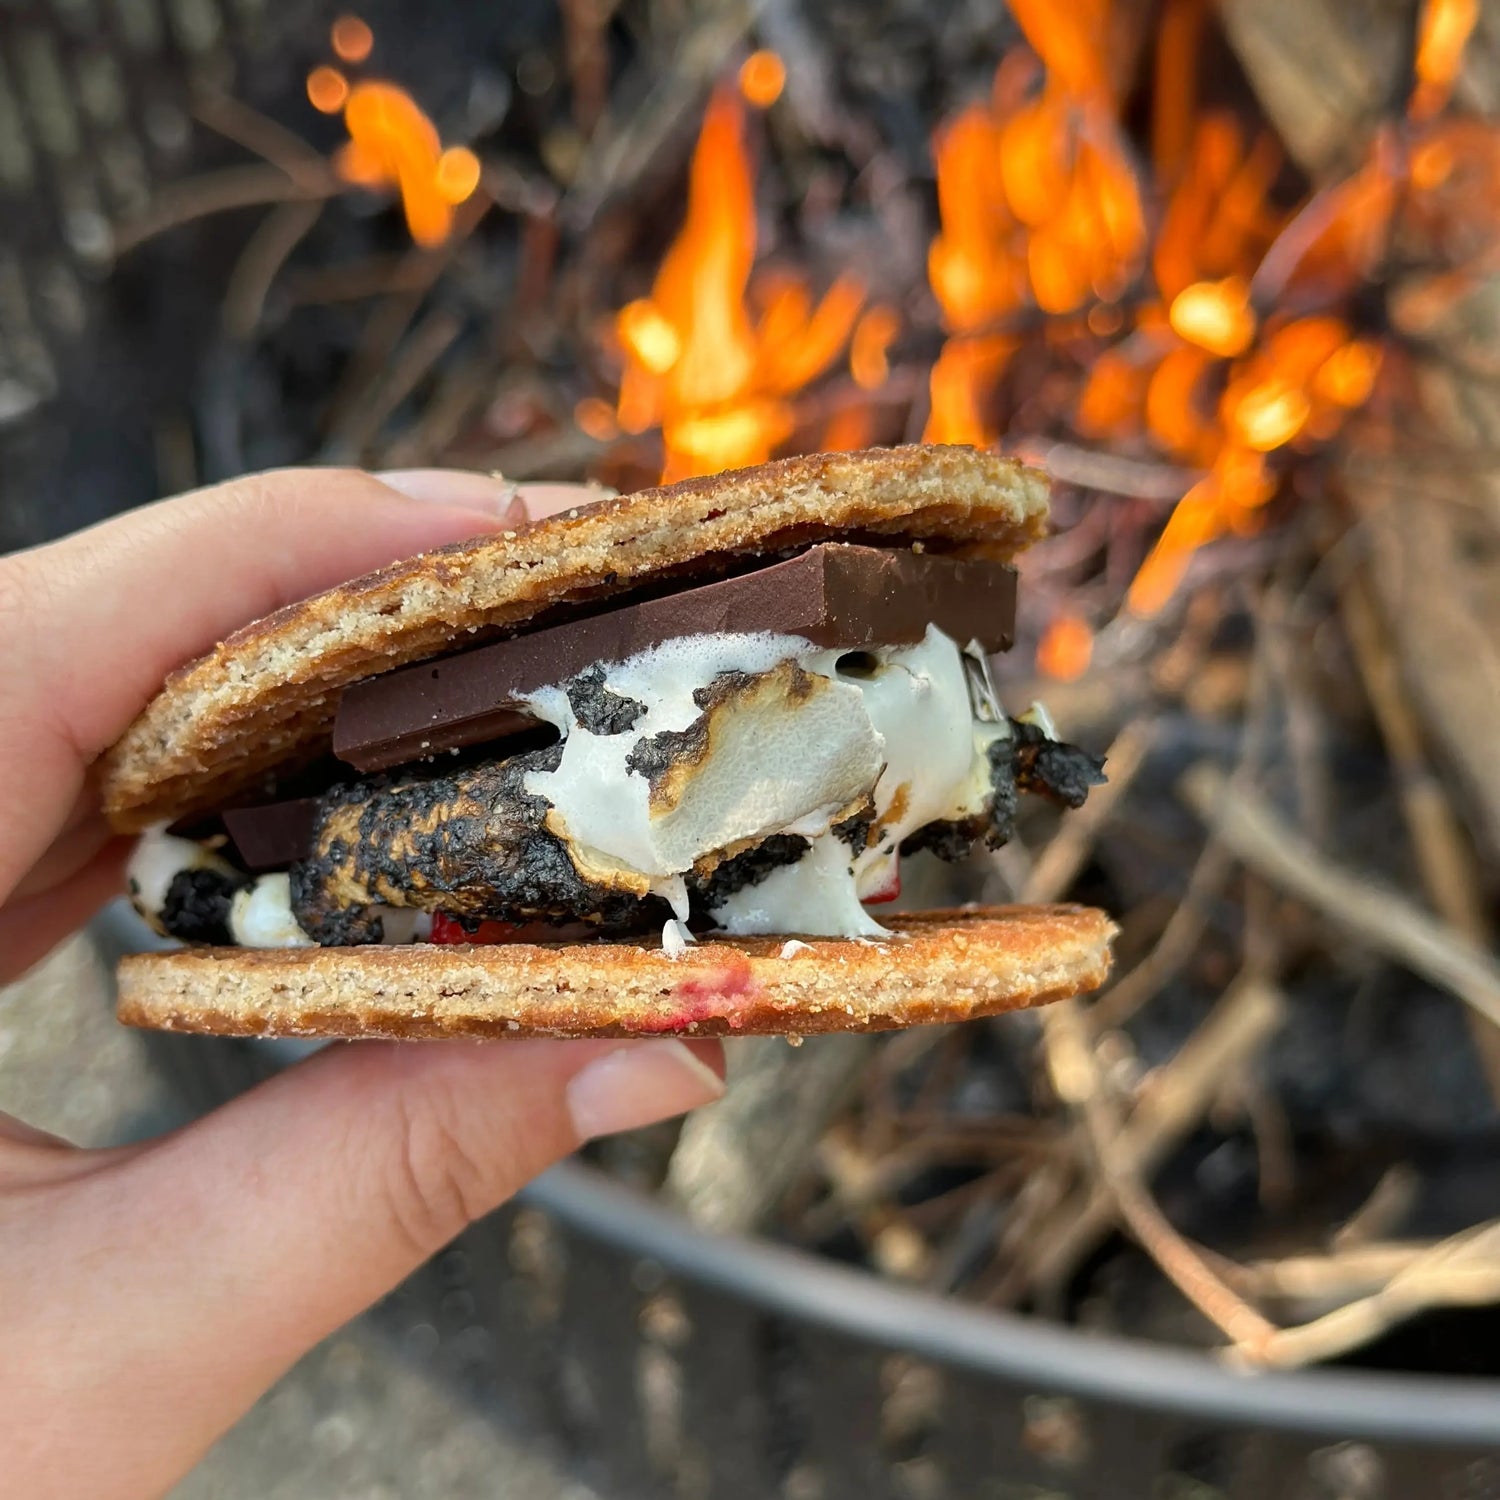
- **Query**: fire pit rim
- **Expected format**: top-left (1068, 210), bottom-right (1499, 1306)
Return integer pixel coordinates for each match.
top-left (524, 1160), bottom-right (1500, 1446)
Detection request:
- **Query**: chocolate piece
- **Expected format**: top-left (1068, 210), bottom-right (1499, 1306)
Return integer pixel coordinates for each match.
top-left (223, 798), bottom-right (321, 872)
top-left (334, 544), bottom-right (1018, 774)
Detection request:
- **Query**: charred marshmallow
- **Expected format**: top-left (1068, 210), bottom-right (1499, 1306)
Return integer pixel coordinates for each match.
top-left (521, 626), bottom-right (1009, 939)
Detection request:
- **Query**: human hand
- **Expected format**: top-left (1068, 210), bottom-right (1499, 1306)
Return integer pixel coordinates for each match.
top-left (0, 469), bottom-right (725, 1500)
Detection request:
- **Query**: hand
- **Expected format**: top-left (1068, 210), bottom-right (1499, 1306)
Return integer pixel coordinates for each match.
top-left (0, 469), bottom-right (725, 1500)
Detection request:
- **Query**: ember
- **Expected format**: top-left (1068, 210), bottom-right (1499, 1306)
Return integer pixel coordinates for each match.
top-left (306, 17), bottom-right (480, 247)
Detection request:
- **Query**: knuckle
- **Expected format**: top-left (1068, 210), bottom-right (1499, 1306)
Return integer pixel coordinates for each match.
top-left (381, 1086), bottom-right (495, 1260)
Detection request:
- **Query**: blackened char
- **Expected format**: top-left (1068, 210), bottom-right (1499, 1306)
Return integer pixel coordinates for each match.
top-left (1010, 720), bottom-right (1107, 808)
top-left (564, 664), bottom-right (645, 735)
top-left (901, 816), bottom-right (986, 862)
top-left (833, 809), bottom-right (874, 850)
top-left (689, 833), bottom-right (810, 909)
top-left (623, 668), bottom-right (759, 784)
top-left (905, 719), bottom-right (1105, 861)
top-left (160, 867), bottom-right (248, 944)
top-left (290, 744), bottom-right (669, 944)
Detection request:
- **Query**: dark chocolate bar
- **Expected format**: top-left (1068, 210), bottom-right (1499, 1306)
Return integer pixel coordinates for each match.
top-left (223, 798), bottom-right (321, 872)
top-left (333, 544), bottom-right (1017, 774)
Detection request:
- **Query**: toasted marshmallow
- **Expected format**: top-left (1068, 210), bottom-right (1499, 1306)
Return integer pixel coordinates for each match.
top-left (523, 625), bottom-right (1008, 939)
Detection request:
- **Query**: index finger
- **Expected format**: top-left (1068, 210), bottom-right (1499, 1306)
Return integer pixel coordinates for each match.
top-left (0, 470), bottom-right (594, 898)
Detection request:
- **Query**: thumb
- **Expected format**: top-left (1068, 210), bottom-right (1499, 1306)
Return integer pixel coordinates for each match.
top-left (8, 1037), bottom-right (722, 1500)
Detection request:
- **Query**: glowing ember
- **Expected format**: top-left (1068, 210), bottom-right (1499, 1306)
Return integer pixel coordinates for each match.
top-left (1225, 376), bottom-right (1309, 452)
top-left (574, 397), bottom-right (619, 442)
top-left (309, 19), bottom-right (480, 247)
top-left (331, 13), bottom-right (374, 64)
top-left (612, 87), bottom-right (862, 481)
top-left (307, 67), bottom-right (349, 115)
top-left (1169, 277), bottom-right (1256, 358)
top-left (1038, 614), bottom-right (1095, 681)
top-left (739, 50), bottom-right (786, 109)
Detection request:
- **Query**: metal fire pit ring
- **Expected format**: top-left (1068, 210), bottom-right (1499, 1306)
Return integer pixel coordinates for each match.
top-left (523, 1162), bottom-right (1500, 1449)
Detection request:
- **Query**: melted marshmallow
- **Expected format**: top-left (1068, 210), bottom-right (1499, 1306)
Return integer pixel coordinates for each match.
top-left (229, 874), bottom-right (315, 948)
top-left (126, 830), bottom-right (234, 923)
top-left (523, 625), bottom-right (1008, 939)
top-left (710, 627), bottom-right (1007, 937)
top-left (522, 632), bottom-right (883, 914)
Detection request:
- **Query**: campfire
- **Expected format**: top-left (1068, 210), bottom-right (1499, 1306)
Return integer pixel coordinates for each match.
top-left (81, 0), bottom-right (1500, 1377)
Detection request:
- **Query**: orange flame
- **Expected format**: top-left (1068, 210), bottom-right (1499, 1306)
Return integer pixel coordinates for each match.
top-left (309, 18), bottom-right (480, 247)
top-left (1169, 276), bottom-right (1256, 357)
top-left (918, 6), bottom-right (1404, 619)
top-left (1038, 613), bottom-right (1095, 681)
top-left (850, 305), bottom-right (899, 389)
top-left (1411, 0), bottom-right (1479, 121)
top-left (923, 5), bottom-right (1145, 442)
top-left (614, 88), bottom-right (863, 480)
top-left (739, 50), bottom-right (786, 109)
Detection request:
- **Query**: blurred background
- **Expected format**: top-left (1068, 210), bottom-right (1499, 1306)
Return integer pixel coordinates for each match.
top-left (2, 0), bottom-right (1500, 1494)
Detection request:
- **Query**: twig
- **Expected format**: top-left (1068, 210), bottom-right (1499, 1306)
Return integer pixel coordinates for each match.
top-left (1234, 1219), bottom-right (1500, 1369)
top-left (1332, 1164), bottom-right (1420, 1250)
top-left (559, 0), bottom-right (617, 138)
top-left (222, 199), bottom-right (325, 339)
top-left (1259, 587), bottom-right (1332, 847)
top-left (377, 351), bottom-right (502, 470)
top-left (1339, 567), bottom-right (1500, 1098)
top-left (1085, 843), bottom-right (1234, 1030)
top-left (1018, 976), bottom-right (1287, 1299)
top-left (563, 0), bottom-right (755, 226)
top-left (191, 91), bottom-right (329, 187)
top-left (1041, 1000), bottom-right (1278, 1353)
top-left (320, 194), bottom-right (492, 457)
top-left (1222, 1241), bottom-right (1434, 1314)
top-left (475, 426), bottom-right (608, 480)
top-left (329, 309), bottom-right (464, 460)
top-left (667, 1034), bottom-right (876, 1234)
top-left (112, 165), bottom-right (339, 255)
top-left (1009, 439), bottom-right (1201, 503)
top-left (1179, 763), bottom-right (1500, 1029)
top-left (1090, 595), bottom-right (1280, 1030)
top-left (116, 92), bottom-right (337, 265)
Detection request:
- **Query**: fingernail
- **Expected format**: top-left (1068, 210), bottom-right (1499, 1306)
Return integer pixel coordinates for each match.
top-left (375, 469), bottom-right (520, 517)
top-left (566, 1041), bottom-right (725, 1141)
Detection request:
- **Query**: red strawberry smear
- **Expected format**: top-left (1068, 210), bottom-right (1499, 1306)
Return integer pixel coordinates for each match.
top-left (640, 952), bottom-right (760, 1033)
top-left (430, 912), bottom-right (524, 944)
